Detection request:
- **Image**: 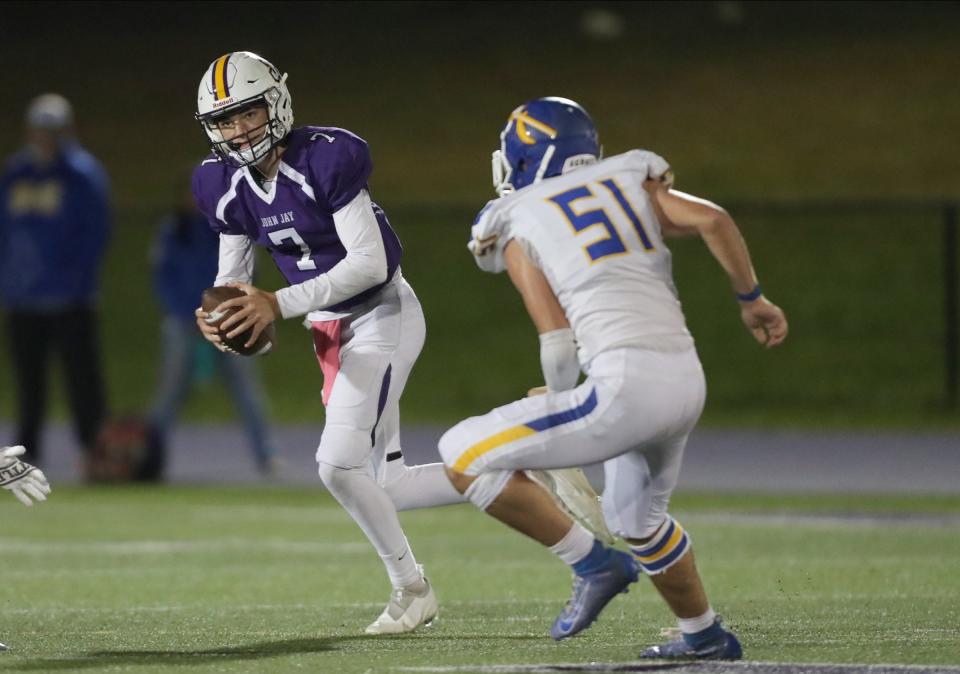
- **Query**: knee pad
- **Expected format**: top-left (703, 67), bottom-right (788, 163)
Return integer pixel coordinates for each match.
top-left (463, 469), bottom-right (514, 511)
top-left (628, 514), bottom-right (691, 575)
top-left (315, 424), bottom-right (372, 471)
top-left (437, 424), bottom-right (465, 469)
top-left (317, 460), bottom-right (365, 494)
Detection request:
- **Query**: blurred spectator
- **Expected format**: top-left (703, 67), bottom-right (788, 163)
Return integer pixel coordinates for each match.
top-left (0, 94), bottom-right (110, 469)
top-left (145, 177), bottom-right (281, 479)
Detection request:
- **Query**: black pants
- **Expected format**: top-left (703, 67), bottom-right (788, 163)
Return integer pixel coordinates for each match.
top-left (6, 306), bottom-right (107, 465)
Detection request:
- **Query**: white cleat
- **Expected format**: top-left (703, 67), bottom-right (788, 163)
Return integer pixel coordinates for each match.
top-left (364, 572), bottom-right (438, 635)
top-left (527, 468), bottom-right (616, 545)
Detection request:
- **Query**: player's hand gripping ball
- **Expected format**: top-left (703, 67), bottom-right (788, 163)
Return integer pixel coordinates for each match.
top-left (201, 286), bottom-right (276, 356)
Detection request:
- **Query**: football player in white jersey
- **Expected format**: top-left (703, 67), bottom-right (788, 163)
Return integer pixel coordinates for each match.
top-left (439, 97), bottom-right (787, 658)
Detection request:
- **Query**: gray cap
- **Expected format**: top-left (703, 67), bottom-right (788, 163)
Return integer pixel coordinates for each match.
top-left (26, 93), bottom-right (74, 129)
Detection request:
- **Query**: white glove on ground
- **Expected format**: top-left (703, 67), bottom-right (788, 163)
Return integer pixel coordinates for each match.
top-left (0, 445), bottom-right (51, 506)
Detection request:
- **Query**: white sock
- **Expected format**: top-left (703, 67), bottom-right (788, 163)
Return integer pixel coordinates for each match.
top-left (379, 536), bottom-right (423, 589)
top-left (678, 608), bottom-right (717, 634)
top-left (319, 463), bottom-right (421, 588)
top-left (548, 522), bottom-right (595, 566)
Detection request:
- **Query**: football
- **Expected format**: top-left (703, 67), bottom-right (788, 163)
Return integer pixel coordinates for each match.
top-left (200, 286), bottom-right (276, 356)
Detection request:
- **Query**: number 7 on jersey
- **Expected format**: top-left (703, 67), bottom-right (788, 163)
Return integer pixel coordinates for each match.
top-left (268, 227), bottom-right (318, 271)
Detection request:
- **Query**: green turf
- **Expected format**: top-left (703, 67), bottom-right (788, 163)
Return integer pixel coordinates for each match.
top-left (1, 487), bottom-right (958, 672)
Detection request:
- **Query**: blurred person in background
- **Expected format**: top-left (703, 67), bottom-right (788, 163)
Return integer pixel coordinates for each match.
top-left (0, 94), bottom-right (111, 471)
top-left (144, 174), bottom-right (282, 480)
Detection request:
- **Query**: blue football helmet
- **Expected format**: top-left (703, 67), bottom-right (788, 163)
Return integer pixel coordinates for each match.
top-left (492, 97), bottom-right (600, 196)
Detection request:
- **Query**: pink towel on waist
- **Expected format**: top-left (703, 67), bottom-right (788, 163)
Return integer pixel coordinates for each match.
top-left (311, 319), bottom-right (343, 406)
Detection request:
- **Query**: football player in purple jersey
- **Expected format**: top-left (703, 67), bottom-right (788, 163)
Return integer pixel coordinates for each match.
top-left (190, 52), bottom-right (464, 634)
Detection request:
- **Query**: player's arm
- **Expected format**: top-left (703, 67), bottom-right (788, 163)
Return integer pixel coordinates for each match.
top-left (190, 164), bottom-right (269, 349)
top-left (270, 189), bottom-right (387, 319)
top-left (646, 181), bottom-right (788, 348)
top-left (503, 240), bottom-right (580, 391)
top-left (218, 189), bottom-right (388, 347)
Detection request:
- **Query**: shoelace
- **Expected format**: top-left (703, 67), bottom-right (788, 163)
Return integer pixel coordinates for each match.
top-left (561, 575), bottom-right (585, 616)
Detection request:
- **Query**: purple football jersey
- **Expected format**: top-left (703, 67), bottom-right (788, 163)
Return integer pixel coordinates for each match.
top-left (191, 127), bottom-right (402, 312)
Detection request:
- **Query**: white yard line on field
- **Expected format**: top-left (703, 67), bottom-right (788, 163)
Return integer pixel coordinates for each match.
top-left (0, 537), bottom-right (368, 555)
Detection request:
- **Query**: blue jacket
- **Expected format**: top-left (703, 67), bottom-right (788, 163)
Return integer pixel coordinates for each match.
top-left (0, 142), bottom-right (112, 309)
top-left (151, 210), bottom-right (220, 320)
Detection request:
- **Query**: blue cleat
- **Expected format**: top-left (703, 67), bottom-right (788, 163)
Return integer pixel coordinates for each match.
top-left (641, 621), bottom-right (743, 660)
top-left (550, 549), bottom-right (639, 640)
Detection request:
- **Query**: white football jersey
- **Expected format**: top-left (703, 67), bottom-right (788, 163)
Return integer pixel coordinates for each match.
top-left (470, 150), bottom-right (694, 365)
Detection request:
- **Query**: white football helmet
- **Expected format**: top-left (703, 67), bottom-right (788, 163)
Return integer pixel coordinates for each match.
top-left (195, 51), bottom-right (294, 167)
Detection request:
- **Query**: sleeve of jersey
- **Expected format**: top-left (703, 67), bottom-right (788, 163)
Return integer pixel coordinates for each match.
top-left (273, 189), bottom-right (387, 318)
top-left (311, 132), bottom-right (374, 212)
top-left (191, 162), bottom-right (243, 235)
top-left (214, 234), bottom-right (255, 286)
top-left (467, 200), bottom-right (509, 274)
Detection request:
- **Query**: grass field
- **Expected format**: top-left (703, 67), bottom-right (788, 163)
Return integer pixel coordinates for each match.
top-left (1, 487), bottom-right (958, 673)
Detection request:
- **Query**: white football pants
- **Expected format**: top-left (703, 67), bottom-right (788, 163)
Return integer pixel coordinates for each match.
top-left (312, 273), bottom-right (463, 588)
top-left (439, 347), bottom-right (706, 539)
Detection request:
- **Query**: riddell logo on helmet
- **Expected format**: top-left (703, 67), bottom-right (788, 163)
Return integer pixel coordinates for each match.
top-left (212, 98), bottom-right (235, 108)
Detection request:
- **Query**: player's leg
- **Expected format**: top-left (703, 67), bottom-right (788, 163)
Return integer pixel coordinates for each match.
top-left (613, 443), bottom-right (740, 661)
top-left (443, 464), bottom-right (637, 640)
top-left (58, 306), bottom-right (106, 456)
top-left (374, 277), bottom-right (463, 510)
top-left (317, 359), bottom-right (438, 635)
top-left (439, 350), bottom-right (652, 475)
top-left (312, 282), bottom-right (436, 634)
top-left (597, 355), bottom-right (740, 661)
top-left (220, 349), bottom-right (279, 474)
top-left (377, 409), bottom-right (464, 510)
top-left (317, 348), bottom-right (425, 588)
top-left (7, 310), bottom-right (52, 465)
top-left (439, 355), bottom-right (649, 639)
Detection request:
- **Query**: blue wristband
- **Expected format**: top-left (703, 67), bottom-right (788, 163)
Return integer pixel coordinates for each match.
top-left (736, 285), bottom-right (762, 302)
